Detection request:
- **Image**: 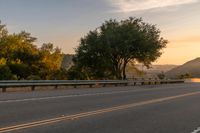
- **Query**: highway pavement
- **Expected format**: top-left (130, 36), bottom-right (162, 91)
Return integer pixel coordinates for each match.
top-left (0, 83), bottom-right (200, 133)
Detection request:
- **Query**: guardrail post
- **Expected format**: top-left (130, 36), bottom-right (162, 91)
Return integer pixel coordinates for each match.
top-left (141, 78), bottom-right (145, 85)
top-left (125, 83), bottom-right (128, 86)
top-left (141, 82), bottom-right (144, 85)
top-left (89, 84), bottom-right (93, 88)
top-left (31, 86), bottom-right (35, 91)
top-left (2, 87), bottom-right (6, 93)
top-left (55, 85), bottom-right (58, 89)
top-left (154, 78), bottom-right (156, 85)
top-left (148, 78), bottom-right (151, 85)
top-left (74, 85), bottom-right (77, 88)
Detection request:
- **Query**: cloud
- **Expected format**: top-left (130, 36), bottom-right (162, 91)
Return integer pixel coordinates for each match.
top-left (108, 0), bottom-right (198, 12)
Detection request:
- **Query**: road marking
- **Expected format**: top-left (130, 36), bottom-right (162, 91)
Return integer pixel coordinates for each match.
top-left (0, 87), bottom-right (173, 103)
top-left (191, 127), bottom-right (200, 133)
top-left (1, 91), bottom-right (200, 133)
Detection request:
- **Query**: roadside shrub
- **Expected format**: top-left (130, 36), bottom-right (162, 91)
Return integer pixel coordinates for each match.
top-left (27, 75), bottom-right (41, 80)
top-left (8, 64), bottom-right (31, 79)
top-left (67, 66), bottom-right (87, 80)
top-left (49, 69), bottom-right (68, 80)
top-left (0, 65), bottom-right (13, 80)
top-left (157, 71), bottom-right (166, 80)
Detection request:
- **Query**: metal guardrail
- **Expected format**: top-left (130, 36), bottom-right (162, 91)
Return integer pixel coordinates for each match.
top-left (0, 79), bottom-right (185, 93)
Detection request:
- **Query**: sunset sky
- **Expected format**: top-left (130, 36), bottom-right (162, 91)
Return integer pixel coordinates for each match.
top-left (0, 0), bottom-right (200, 65)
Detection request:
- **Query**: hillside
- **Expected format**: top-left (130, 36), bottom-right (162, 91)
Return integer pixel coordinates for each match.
top-left (61, 55), bottom-right (178, 78)
top-left (136, 64), bottom-right (177, 73)
top-left (166, 58), bottom-right (200, 78)
top-left (126, 64), bottom-right (177, 78)
top-left (61, 54), bottom-right (74, 70)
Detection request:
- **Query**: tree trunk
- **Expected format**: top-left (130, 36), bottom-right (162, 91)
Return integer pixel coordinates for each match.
top-left (113, 61), bottom-right (122, 80)
top-left (114, 68), bottom-right (122, 80)
top-left (122, 61), bottom-right (127, 80)
top-left (117, 69), bottom-right (122, 80)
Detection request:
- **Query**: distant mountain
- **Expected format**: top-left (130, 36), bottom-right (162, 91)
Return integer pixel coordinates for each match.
top-left (136, 64), bottom-right (178, 73)
top-left (126, 64), bottom-right (178, 78)
top-left (166, 58), bottom-right (200, 78)
top-left (61, 54), bottom-right (179, 78)
top-left (61, 54), bottom-right (74, 70)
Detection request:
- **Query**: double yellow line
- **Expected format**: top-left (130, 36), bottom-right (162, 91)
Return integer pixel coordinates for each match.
top-left (1, 91), bottom-right (200, 133)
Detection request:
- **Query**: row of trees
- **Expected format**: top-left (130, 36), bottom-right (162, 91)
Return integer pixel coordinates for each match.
top-left (0, 21), bottom-right (66, 80)
top-left (0, 17), bottom-right (167, 80)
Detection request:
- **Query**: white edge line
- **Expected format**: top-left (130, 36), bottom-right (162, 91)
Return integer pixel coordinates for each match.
top-left (0, 88), bottom-right (161, 103)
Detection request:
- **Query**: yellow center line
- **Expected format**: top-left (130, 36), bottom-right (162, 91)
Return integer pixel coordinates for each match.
top-left (1, 91), bottom-right (200, 133)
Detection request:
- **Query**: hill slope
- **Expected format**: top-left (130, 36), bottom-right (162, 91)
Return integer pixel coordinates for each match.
top-left (61, 55), bottom-right (178, 78)
top-left (61, 54), bottom-right (74, 70)
top-left (166, 58), bottom-right (200, 78)
top-left (126, 64), bottom-right (177, 78)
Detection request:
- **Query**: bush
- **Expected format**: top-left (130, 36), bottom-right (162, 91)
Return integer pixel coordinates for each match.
top-left (49, 69), bottom-right (68, 80)
top-left (67, 66), bottom-right (87, 80)
top-left (8, 63), bottom-right (31, 79)
top-left (27, 75), bottom-right (41, 80)
top-left (0, 65), bottom-right (14, 80)
top-left (178, 73), bottom-right (192, 79)
top-left (157, 71), bottom-right (166, 80)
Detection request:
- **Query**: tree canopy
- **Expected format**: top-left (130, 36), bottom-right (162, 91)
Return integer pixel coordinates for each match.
top-left (0, 17), bottom-right (168, 80)
top-left (0, 21), bottom-right (65, 80)
top-left (74, 17), bottom-right (167, 80)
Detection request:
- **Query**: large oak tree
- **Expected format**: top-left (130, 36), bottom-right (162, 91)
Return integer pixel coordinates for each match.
top-left (74, 17), bottom-right (167, 80)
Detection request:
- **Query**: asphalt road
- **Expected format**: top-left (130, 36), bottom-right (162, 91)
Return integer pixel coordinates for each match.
top-left (1, 83), bottom-right (200, 133)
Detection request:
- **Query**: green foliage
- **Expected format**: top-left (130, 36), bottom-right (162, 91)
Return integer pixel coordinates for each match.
top-left (49, 69), bottom-right (68, 80)
top-left (157, 71), bottom-right (166, 80)
top-left (0, 65), bottom-right (17, 80)
top-left (8, 63), bottom-right (31, 79)
top-left (67, 66), bottom-right (87, 80)
top-left (0, 21), bottom-right (64, 80)
top-left (27, 75), bottom-right (41, 80)
top-left (39, 43), bottom-right (64, 79)
top-left (74, 17), bottom-right (167, 80)
top-left (178, 73), bottom-right (192, 79)
top-left (0, 58), bottom-right (7, 65)
top-left (0, 21), bottom-right (8, 39)
top-left (0, 18), bottom-right (168, 80)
